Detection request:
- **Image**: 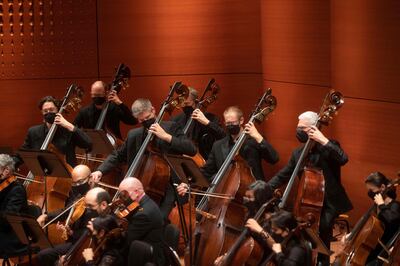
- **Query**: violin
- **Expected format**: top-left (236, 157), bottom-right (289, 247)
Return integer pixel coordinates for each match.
top-left (0, 175), bottom-right (17, 192)
top-left (188, 89), bottom-right (277, 266)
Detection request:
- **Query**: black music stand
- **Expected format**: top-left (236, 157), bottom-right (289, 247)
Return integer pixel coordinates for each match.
top-left (82, 129), bottom-right (115, 154)
top-left (6, 213), bottom-right (52, 265)
top-left (163, 154), bottom-right (209, 266)
top-left (18, 149), bottom-right (71, 214)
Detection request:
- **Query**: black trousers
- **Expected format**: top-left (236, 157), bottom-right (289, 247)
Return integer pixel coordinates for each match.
top-left (37, 242), bottom-right (72, 266)
top-left (317, 203), bottom-right (338, 266)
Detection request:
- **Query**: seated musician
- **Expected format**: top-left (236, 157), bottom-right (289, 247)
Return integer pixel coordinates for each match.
top-left (118, 177), bottom-right (165, 266)
top-left (364, 172), bottom-right (400, 265)
top-left (267, 111), bottom-right (353, 266)
top-left (246, 210), bottom-right (312, 266)
top-left (0, 154), bottom-right (28, 256)
top-left (15, 96), bottom-right (92, 167)
top-left (170, 87), bottom-right (225, 159)
top-left (91, 98), bottom-right (197, 219)
top-left (81, 215), bottom-right (123, 266)
top-left (36, 164), bottom-right (93, 228)
top-left (37, 187), bottom-right (111, 266)
top-left (201, 106), bottom-right (279, 181)
top-left (74, 80), bottom-right (138, 140)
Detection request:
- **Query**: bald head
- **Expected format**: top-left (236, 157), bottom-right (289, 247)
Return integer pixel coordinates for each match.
top-left (90, 81), bottom-right (106, 97)
top-left (71, 164), bottom-right (91, 183)
top-left (119, 177), bottom-right (144, 201)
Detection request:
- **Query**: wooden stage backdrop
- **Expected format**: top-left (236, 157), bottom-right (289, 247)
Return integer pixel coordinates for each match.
top-left (0, 0), bottom-right (399, 224)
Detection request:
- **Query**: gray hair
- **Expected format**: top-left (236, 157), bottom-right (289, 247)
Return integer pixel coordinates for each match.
top-left (188, 87), bottom-right (198, 100)
top-left (298, 111), bottom-right (318, 125)
top-left (0, 154), bottom-right (15, 172)
top-left (131, 98), bottom-right (153, 117)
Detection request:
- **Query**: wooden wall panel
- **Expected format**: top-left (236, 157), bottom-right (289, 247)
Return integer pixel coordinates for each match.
top-left (331, 1), bottom-right (400, 102)
top-left (261, 0), bottom-right (331, 86)
top-left (97, 0), bottom-right (262, 76)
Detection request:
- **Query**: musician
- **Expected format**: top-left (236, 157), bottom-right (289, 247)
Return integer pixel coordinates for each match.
top-left (36, 164), bottom-right (93, 227)
top-left (364, 172), bottom-right (400, 265)
top-left (91, 98), bottom-right (197, 218)
top-left (16, 96), bottom-right (92, 167)
top-left (267, 111), bottom-right (353, 265)
top-left (118, 177), bottom-right (165, 266)
top-left (37, 187), bottom-right (111, 266)
top-left (246, 210), bottom-right (312, 266)
top-left (170, 87), bottom-right (225, 159)
top-left (201, 106), bottom-right (279, 181)
top-left (82, 215), bottom-right (123, 266)
top-left (0, 154), bottom-right (28, 256)
top-left (74, 80), bottom-right (138, 140)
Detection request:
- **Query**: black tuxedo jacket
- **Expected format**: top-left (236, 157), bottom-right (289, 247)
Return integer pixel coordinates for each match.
top-left (74, 102), bottom-right (137, 139)
top-left (17, 124), bottom-right (92, 167)
top-left (170, 111), bottom-right (226, 159)
top-left (125, 195), bottom-right (165, 266)
top-left (268, 140), bottom-right (353, 214)
top-left (98, 121), bottom-right (197, 175)
top-left (201, 135), bottom-right (279, 181)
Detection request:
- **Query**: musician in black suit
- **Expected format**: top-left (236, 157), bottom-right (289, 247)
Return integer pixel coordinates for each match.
top-left (0, 154), bottom-right (28, 256)
top-left (201, 106), bottom-right (279, 181)
top-left (170, 87), bottom-right (225, 159)
top-left (91, 98), bottom-right (197, 218)
top-left (74, 80), bottom-right (138, 140)
top-left (267, 111), bottom-right (353, 266)
top-left (16, 96), bottom-right (92, 167)
top-left (119, 177), bottom-right (165, 266)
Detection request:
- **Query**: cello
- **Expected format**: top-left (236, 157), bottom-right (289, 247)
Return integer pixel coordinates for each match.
top-left (21, 85), bottom-right (83, 244)
top-left (188, 89), bottom-right (277, 266)
top-left (278, 90), bottom-right (345, 232)
top-left (335, 177), bottom-right (400, 266)
top-left (112, 81), bottom-right (189, 203)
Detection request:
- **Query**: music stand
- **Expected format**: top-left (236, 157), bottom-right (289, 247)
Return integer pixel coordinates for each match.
top-left (304, 228), bottom-right (332, 256)
top-left (6, 213), bottom-right (52, 265)
top-left (81, 129), bottom-right (115, 154)
top-left (18, 149), bottom-right (71, 214)
top-left (163, 154), bottom-right (209, 266)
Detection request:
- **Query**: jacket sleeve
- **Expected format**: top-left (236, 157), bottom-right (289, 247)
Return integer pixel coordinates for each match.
top-left (268, 151), bottom-right (297, 189)
top-left (205, 114), bottom-right (226, 140)
top-left (320, 140), bottom-right (348, 166)
top-left (70, 126), bottom-right (93, 151)
top-left (257, 138), bottom-right (279, 164)
top-left (73, 110), bottom-right (84, 128)
top-left (378, 201), bottom-right (400, 224)
top-left (126, 212), bottom-right (153, 244)
top-left (116, 103), bottom-right (138, 125)
top-left (0, 185), bottom-right (27, 227)
top-left (166, 123), bottom-right (197, 156)
top-left (275, 246), bottom-right (306, 266)
top-left (97, 141), bottom-right (128, 175)
top-left (200, 144), bottom-right (218, 181)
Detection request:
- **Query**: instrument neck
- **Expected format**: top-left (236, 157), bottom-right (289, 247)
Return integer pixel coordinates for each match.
top-left (95, 102), bottom-right (110, 130)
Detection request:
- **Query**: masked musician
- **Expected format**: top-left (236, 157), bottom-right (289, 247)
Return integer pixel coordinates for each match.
top-left (36, 164), bottom-right (93, 228)
top-left (74, 80), bottom-right (138, 140)
top-left (81, 214), bottom-right (123, 266)
top-left (246, 210), bottom-right (312, 266)
top-left (364, 172), bottom-right (400, 265)
top-left (118, 177), bottom-right (165, 266)
top-left (170, 87), bottom-right (225, 159)
top-left (0, 154), bottom-right (28, 256)
top-left (91, 98), bottom-right (197, 218)
top-left (201, 106), bottom-right (279, 181)
top-left (15, 96), bottom-right (92, 167)
top-left (267, 111), bottom-right (353, 265)
top-left (37, 187), bottom-right (111, 266)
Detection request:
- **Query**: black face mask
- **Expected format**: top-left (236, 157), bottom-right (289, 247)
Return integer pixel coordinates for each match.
top-left (296, 128), bottom-right (308, 143)
top-left (183, 106), bottom-right (194, 116)
top-left (243, 197), bottom-right (259, 216)
top-left (271, 232), bottom-right (285, 243)
top-left (141, 118), bottom-right (156, 129)
top-left (43, 112), bottom-right (56, 124)
top-left (227, 124), bottom-right (240, 136)
top-left (92, 97), bottom-right (106, 106)
top-left (367, 190), bottom-right (379, 200)
top-left (71, 182), bottom-right (90, 197)
top-left (85, 208), bottom-right (99, 220)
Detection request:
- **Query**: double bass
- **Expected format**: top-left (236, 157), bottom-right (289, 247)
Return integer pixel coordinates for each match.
top-left (21, 84), bottom-right (83, 244)
top-left (335, 177), bottom-right (400, 266)
top-left (278, 90), bottom-right (345, 232)
top-left (188, 89), bottom-right (277, 266)
top-left (112, 81), bottom-right (189, 203)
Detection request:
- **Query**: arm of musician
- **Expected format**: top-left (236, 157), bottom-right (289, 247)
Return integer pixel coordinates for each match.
top-left (275, 245), bottom-right (306, 266)
top-left (115, 102), bottom-right (138, 125)
top-left (82, 248), bottom-right (94, 264)
top-left (377, 200), bottom-right (400, 224)
top-left (192, 110), bottom-right (226, 139)
top-left (160, 122), bottom-right (197, 156)
top-left (69, 127), bottom-right (93, 151)
top-left (126, 213), bottom-right (153, 245)
top-left (0, 185), bottom-right (27, 227)
top-left (73, 109), bottom-right (84, 128)
top-left (200, 145), bottom-right (219, 181)
top-left (267, 152), bottom-right (297, 190)
top-left (321, 140), bottom-right (348, 166)
top-left (97, 141), bottom-right (128, 176)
